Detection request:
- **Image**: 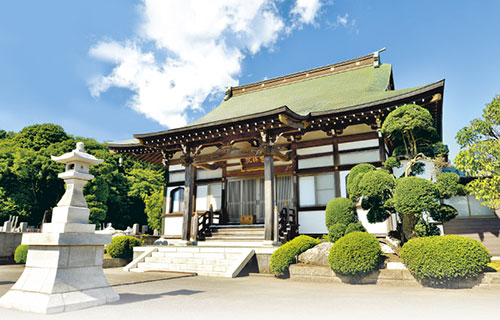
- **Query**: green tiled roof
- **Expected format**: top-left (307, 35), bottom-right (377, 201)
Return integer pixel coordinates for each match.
top-left (192, 64), bottom-right (423, 126)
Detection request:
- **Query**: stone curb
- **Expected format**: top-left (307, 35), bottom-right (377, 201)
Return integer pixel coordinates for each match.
top-left (289, 264), bottom-right (500, 289)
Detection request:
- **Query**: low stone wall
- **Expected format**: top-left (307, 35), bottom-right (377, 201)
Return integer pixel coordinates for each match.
top-left (0, 232), bottom-right (22, 259)
top-left (103, 257), bottom-right (130, 268)
top-left (289, 264), bottom-right (500, 289)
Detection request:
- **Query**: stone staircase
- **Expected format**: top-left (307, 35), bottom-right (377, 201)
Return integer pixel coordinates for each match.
top-left (206, 224), bottom-right (265, 242)
top-left (129, 246), bottom-right (255, 277)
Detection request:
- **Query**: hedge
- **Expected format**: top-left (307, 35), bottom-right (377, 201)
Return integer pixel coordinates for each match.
top-left (14, 245), bottom-right (28, 264)
top-left (401, 235), bottom-right (491, 285)
top-left (325, 197), bottom-right (357, 229)
top-left (328, 232), bottom-right (381, 278)
top-left (107, 235), bottom-right (142, 259)
top-left (270, 235), bottom-right (320, 275)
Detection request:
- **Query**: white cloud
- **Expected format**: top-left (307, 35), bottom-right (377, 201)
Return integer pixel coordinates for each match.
top-left (337, 13), bottom-right (349, 27)
top-left (291, 0), bottom-right (324, 25)
top-left (89, 0), bottom-right (324, 128)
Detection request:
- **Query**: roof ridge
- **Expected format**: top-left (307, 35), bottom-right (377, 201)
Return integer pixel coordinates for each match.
top-left (226, 51), bottom-right (381, 99)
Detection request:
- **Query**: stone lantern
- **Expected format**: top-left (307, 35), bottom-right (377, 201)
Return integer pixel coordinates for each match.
top-left (0, 142), bottom-right (119, 314)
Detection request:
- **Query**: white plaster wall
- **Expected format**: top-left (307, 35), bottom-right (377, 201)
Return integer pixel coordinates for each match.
top-left (196, 168), bottom-right (222, 180)
top-left (392, 160), bottom-right (435, 181)
top-left (298, 211), bottom-right (328, 234)
top-left (339, 149), bottom-right (379, 165)
top-left (338, 139), bottom-right (379, 151)
top-left (357, 207), bottom-right (390, 235)
top-left (296, 145), bottom-right (333, 155)
top-left (163, 216), bottom-right (183, 237)
top-left (298, 156), bottom-right (333, 169)
top-left (169, 172), bottom-right (185, 182)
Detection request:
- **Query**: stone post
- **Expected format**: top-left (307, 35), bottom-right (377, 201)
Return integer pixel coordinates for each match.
top-left (0, 142), bottom-right (119, 314)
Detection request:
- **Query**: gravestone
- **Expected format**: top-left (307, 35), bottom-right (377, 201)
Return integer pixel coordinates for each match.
top-left (19, 222), bottom-right (27, 233)
top-left (0, 142), bottom-right (119, 313)
top-left (132, 223), bottom-right (140, 235)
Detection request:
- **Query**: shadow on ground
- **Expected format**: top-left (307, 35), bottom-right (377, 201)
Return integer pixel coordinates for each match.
top-left (112, 289), bottom-right (204, 304)
top-left (110, 274), bottom-right (196, 287)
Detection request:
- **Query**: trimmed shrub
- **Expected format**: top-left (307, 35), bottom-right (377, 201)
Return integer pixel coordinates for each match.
top-left (345, 221), bottom-right (366, 234)
top-left (430, 204), bottom-right (458, 222)
top-left (414, 220), bottom-right (441, 237)
top-left (107, 235), bottom-right (142, 259)
top-left (394, 177), bottom-right (439, 240)
top-left (358, 169), bottom-right (395, 223)
top-left (436, 172), bottom-right (461, 199)
top-left (14, 245), bottom-right (28, 264)
top-left (328, 232), bottom-right (381, 278)
top-left (401, 235), bottom-right (491, 286)
top-left (270, 235), bottom-right (320, 275)
top-left (325, 197), bottom-right (357, 229)
top-left (328, 223), bottom-right (346, 243)
top-left (346, 163), bottom-right (376, 200)
top-left (383, 156), bottom-right (401, 169)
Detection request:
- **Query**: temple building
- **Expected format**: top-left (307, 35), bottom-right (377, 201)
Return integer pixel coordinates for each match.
top-left (108, 50), bottom-right (448, 243)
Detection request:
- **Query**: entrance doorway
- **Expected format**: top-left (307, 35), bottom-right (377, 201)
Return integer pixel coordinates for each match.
top-left (226, 176), bottom-right (293, 224)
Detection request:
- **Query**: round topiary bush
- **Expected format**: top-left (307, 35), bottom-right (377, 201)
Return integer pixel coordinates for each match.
top-left (328, 232), bottom-right (381, 278)
top-left (325, 197), bottom-right (357, 229)
top-left (328, 223), bottom-right (346, 243)
top-left (346, 163), bottom-right (376, 200)
top-left (14, 245), bottom-right (28, 264)
top-left (400, 235), bottom-right (491, 286)
top-left (107, 235), bottom-right (142, 259)
top-left (345, 221), bottom-right (366, 234)
top-left (270, 235), bottom-right (320, 275)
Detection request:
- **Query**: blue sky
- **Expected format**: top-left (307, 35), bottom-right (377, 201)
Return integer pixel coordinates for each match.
top-left (0, 0), bottom-right (499, 162)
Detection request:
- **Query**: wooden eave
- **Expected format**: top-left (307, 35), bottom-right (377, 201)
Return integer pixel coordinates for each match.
top-left (109, 79), bottom-right (444, 167)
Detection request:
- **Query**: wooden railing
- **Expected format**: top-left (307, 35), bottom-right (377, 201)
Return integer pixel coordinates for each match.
top-left (192, 205), bottom-right (221, 241)
top-left (278, 206), bottom-right (299, 243)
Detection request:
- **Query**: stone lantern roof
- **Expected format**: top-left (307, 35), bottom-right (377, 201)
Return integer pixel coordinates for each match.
top-left (51, 141), bottom-right (104, 166)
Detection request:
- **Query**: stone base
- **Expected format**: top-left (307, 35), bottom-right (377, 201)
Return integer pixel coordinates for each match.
top-left (0, 242), bottom-right (119, 314)
top-left (0, 285), bottom-right (119, 314)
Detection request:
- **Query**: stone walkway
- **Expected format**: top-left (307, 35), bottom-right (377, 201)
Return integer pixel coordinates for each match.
top-left (0, 265), bottom-right (499, 319)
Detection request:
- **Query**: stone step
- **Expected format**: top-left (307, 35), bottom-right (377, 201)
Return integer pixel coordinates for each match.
top-left (212, 224), bottom-right (264, 229)
top-left (204, 237), bottom-right (265, 241)
top-left (131, 247), bottom-right (256, 278)
top-left (145, 256), bottom-right (232, 265)
top-left (212, 229), bottom-right (265, 235)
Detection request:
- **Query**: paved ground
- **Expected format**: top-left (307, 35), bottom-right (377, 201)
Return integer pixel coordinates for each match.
top-left (1, 265), bottom-right (499, 319)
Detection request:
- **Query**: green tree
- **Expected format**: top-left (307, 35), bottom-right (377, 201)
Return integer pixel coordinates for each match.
top-left (0, 124), bottom-right (166, 231)
top-left (144, 189), bottom-right (164, 232)
top-left (358, 169), bottom-right (396, 223)
top-left (381, 104), bottom-right (448, 177)
top-left (455, 95), bottom-right (500, 209)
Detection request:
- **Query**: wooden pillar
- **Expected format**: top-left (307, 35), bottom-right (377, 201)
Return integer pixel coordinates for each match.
top-left (378, 132), bottom-right (386, 162)
top-left (181, 163), bottom-right (195, 241)
top-left (264, 154), bottom-right (275, 241)
top-left (332, 137), bottom-right (341, 198)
